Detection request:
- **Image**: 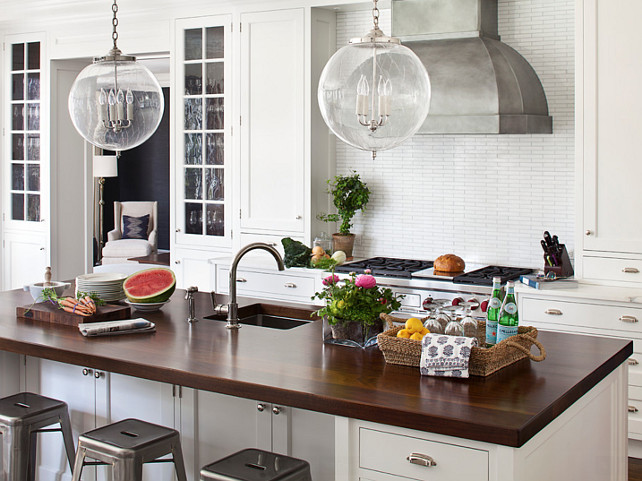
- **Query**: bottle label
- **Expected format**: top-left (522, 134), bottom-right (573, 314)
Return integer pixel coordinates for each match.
top-left (489, 297), bottom-right (501, 309)
top-left (485, 320), bottom-right (498, 345)
top-left (503, 302), bottom-right (517, 315)
top-left (496, 324), bottom-right (518, 343)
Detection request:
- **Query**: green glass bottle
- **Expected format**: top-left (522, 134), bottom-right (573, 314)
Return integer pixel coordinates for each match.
top-left (496, 281), bottom-right (519, 343)
top-left (485, 277), bottom-right (502, 346)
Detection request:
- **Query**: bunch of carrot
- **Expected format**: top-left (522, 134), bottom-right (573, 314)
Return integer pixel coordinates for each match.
top-left (58, 296), bottom-right (97, 317)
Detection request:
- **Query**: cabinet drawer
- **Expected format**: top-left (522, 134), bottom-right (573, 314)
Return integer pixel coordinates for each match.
top-left (521, 298), bottom-right (642, 335)
top-left (583, 256), bottom-right (642, 284)
top-left (630, 351), bottom-right (642, 386)
top-left (218, 267), bottom-right (315, 302)
top-left (629, 387), bottom-right (642, 437)
top-left (359, 428), bottom-right (489, 481)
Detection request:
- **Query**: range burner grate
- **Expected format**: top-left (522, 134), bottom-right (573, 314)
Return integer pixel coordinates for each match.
top-left (333, 257), bottom-right (434, 278)
top-left (452, 266), bottom-right (532, 286)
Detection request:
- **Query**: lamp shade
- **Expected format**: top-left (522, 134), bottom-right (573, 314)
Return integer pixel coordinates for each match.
top-left (69, 59), bottom-right (164, 152)
top-left (318, 41), bottom-right (431, 153)
top-left (93, 154), bottom-right (118, 178)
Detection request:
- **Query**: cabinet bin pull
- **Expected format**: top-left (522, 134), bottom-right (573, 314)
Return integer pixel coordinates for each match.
top-left (622, 267), bottom-right (640, 274)
top-left (629, 358), bottom-right (640, 366)
top-left (284, 282), bottom-right (297, 288)
top-left (545, 308), bottom-right (563, 316)
top-left (619, 315), bottom-right (638, 323)
top-left (406, 453), bottom-right (437, 467)
top-left (630, 406), bottom-right (639, 413)
top-left (236, 278), bottom-right (247, 283)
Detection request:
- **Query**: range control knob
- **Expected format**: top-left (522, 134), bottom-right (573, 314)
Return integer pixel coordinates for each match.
top-left (467, 298), bottom-right (480, 311)
top-left (452, 297), bottom-right (464, 307)
top-left (422, 297), bottom-right (434, 310)
top-left (480, 299), bottom-right (489, 313)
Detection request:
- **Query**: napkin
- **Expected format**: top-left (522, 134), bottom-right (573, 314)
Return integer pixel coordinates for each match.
top-left (420, 333), bottom-right (478, 378)
top-left (78, 318), bottom-right (155, 337)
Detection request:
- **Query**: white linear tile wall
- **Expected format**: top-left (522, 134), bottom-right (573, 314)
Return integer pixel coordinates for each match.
top-left (332, 0), bottom-right (574, 269)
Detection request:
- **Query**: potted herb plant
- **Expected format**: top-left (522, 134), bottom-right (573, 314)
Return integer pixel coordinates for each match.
top-left (313, 270), bottom-right (403, 348)
top-left (317, 173), bottom-right (370, 259)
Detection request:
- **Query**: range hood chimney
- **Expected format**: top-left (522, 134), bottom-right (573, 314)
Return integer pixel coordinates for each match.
top-left (392, 0), bottom-right (552, 134)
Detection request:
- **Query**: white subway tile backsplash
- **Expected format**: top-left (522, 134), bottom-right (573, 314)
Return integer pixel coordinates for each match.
top-left (332, 0), bottom-right (574, 269)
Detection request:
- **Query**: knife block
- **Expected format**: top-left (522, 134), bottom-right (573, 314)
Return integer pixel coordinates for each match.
top-left (543, 244), bottom-right (574, 278)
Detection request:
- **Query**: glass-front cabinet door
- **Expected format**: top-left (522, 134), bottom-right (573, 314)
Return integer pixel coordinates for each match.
top-left (7, 40), bottom-right (43, 225)
top-left (175, 16), bottom-right (231, 248)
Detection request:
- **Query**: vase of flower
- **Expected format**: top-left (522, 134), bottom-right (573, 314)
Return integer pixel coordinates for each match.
top-left (313, 270), bottom-right (404, 348)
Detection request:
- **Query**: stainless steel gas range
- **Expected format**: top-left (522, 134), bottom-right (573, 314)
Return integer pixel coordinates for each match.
top-left (334, 257), bottom-right (532, 317)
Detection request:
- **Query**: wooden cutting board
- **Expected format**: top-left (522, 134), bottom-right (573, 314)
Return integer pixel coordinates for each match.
top-left (17, 301), bottom-right (132, 326)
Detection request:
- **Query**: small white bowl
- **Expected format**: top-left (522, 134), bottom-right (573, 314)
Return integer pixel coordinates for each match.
top-left (124, 299), bottom-right (171, 313)
top-left (24, 281), bottom-right (71, 302)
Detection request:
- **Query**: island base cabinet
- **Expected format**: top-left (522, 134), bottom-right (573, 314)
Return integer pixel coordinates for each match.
top-left (336, 364), bottom-right (627, 481)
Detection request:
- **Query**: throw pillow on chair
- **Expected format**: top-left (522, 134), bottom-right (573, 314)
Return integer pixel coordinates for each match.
top-left (122, 214), bottom-right (150, 240)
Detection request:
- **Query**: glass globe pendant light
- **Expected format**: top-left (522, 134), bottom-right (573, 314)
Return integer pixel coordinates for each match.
top-left (318, 0), bottom-right (431, 158)
top-left (68, 0), bottom-right (164, 152)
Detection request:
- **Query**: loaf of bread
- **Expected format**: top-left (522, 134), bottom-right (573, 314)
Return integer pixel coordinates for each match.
top-left (434, 254), bottom-right (465, 273)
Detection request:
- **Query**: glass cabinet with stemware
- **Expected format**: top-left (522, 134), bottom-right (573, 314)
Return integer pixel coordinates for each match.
top-left (175, 15), bottom-right (231, 251)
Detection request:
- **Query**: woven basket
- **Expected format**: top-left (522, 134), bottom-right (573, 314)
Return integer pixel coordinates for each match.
top-left (378, 313), bottom-right (546, 376)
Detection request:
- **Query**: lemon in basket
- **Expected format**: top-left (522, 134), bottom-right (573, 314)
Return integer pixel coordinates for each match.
top-left (405, 318), bottom-right (423, 334)
top-left (397, 329), bottom-right (411, 339)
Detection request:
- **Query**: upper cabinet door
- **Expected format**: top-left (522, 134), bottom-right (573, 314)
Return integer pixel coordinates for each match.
top-left (239, 9), bottom-right (305, 234)
top-left (175, 16), bottom-right (232, 248)
top-left (4, 36), bottom-right (47, 232)
top-left (581, 0), bottom-right (642, 254)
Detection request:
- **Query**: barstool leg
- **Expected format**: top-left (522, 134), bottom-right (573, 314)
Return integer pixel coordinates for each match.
top-left (28, 430), bottom-right (37, 481)
top-left (113, 458), bottom-right (142, 481)
top-left (171, 440), bottom-right (188, 481)
top-left (59, 411), bottom-right (76, 471)
top-left (3, 425), bottom-right (31, 481)
top-left (70, 446), bottom-right (86, 481)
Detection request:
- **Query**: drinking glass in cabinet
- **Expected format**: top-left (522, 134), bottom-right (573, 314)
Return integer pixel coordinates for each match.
top-left (184, 99), bottom-right (202, 131)
top-left (185, 64), bottom-right (202, 95)
top-left (27, 165), bottom-right (40, 191)
top-left (206, 99), bottom-right (224, 130)
top-left (12, 164), bottom-right (24, 190)
top-left (27, 73), bottom-right (39, 100)
top-left (184, 29), bottom-right (202, 61)
top-left (27, 135), bottom-right (39, 160)
top-left (185, 133), bottom-right (202, 165)
top-left (205, 133), bottom-right (224, 165)
top-left (27, 194), bottom-right (40, 222)
top-left (12, 135), bottom-right (24, 160)
top-left (185, 203), bottom-right (202, 234)
top-left (12, 105), bottom-right (24, 130)
top-left (206, 63), bottom-right (224, 94)
top-left (27, 104), bottom-right (39, 131)
top-left (205, 168), bottom-right (224, 201)
top-left (206, 204), bottom-right (224, 236)
top-left (184, 168), bottom-right (202, 200)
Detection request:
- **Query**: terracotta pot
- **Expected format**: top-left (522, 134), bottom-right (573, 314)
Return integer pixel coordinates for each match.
top-left (332, 233), bottom-right (356, 260)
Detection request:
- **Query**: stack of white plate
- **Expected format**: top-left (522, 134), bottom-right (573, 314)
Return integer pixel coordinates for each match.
top-left (76, 273), bottom-right (127, 302)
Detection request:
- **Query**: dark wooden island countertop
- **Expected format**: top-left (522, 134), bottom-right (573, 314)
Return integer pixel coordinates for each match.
top-left (0, 287), bottom-right (631, 448)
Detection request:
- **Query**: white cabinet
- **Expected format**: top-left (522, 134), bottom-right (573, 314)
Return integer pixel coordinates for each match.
top-left (577, 0), bottom-right (642, 282)
top-left (239, 8), bottom-right (305, 234)
top-left (193, 391), bottom-right (334, 481)
top-left (171, 246), bottom-right (216, 290)
top-left (2, 231), bottom-right (47, 289)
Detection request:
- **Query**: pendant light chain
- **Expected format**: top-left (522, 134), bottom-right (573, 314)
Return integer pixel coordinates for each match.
top-left (111, 0), bottom-right (119, 51)
top-left (372, 0), bottom-right (379, 29)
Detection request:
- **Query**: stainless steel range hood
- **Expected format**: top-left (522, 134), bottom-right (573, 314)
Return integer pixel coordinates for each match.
top-left (392, 0), bottom-right (552, 134)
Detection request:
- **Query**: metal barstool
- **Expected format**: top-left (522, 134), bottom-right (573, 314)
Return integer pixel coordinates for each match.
top-left (71, 418), bottom-right (187, 481)
top-left (200, 448), bottom-right (312, 481)
top-left (0, 392), bottom-right (75, 481)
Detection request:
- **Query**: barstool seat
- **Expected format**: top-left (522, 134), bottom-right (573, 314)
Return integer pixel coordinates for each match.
top-left (71, 418), bottom-right (187, 481)
top-left (0, 392), bottom-right (75, 481)
top-left (200, 448), bottom-right (312, 481)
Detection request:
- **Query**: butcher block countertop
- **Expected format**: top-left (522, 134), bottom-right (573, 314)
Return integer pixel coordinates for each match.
top-left (0, 287), bottom-right (631, 448)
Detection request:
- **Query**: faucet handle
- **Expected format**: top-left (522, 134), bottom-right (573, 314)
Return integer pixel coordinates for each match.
top-left (210, 291), bottom-right (229, 316)
top-left (185, 286), bottom-right (198, 300)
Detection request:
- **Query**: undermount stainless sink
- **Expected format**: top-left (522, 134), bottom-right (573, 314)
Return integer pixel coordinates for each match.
top-left (205, 303), bottom-right (318, 330)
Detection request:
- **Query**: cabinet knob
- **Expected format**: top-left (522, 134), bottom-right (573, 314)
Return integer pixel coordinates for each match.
top-left (82, 368), bottom-right (93, 376)
top-left (40, 247), bottom-right (45, 251)
top-left (619, 315), bottom-right (638, 323)
top-left (175, 260), bottom-right (181, 264)
top-left (176, 228), bottom-right (182, 232)
top-left (272, 406), bottom-right (282, 415)
top-left (406, 452), bottom-right (437, 467)
top-left (585, 230), bottom-right (592, 236)
top-left (622, 267), bottom-right (640, 274)
top-left (630, 405), bottom-right (639, 413)
top-left (284, 282), bottom-right (297, 289)
top-left (94, 371), bottom-right (104, 379)
top-left (629, 358), bottom-right (639, 366)
top-left (295, 215), bottom-right (302, 220)
top-left (544, 308), bottom-right (563, 316)
top-left (257, 403), bottom-right (265, 412)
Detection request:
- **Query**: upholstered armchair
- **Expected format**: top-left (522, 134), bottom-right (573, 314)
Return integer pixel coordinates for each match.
top-left (101, 201), bottom-right (158, 265)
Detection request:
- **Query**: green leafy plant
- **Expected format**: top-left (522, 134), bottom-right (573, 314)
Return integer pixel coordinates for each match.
top-left (317, 173), bottom-right (370, 235)
top-left (312, 269), bottom-right (403, 326)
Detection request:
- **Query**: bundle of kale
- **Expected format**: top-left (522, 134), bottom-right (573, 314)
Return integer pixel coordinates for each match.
top-left (281, 237), bottom-right (312, 268)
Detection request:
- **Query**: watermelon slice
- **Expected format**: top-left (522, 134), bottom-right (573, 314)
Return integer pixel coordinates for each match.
top-left (123, 268), bottom-right (176, 303)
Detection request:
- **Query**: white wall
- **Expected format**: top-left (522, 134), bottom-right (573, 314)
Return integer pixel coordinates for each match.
top-left (333, 0), bottom-right (574, 269)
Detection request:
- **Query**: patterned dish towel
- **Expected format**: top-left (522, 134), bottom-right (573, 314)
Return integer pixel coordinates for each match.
top-left (420, 334), bottom-right (478, 378)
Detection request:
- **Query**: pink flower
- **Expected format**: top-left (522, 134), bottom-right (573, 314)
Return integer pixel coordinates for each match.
top-left (380, 298), bottom-right (388, 304)
top-left (322, 274), bottom-right (339, 286)
top-left (355, 274), bottom-right (376, 289)
top-left (364, 269), bottom-right (372, 274)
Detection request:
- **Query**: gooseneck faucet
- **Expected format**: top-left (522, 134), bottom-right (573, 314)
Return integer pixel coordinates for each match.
top-left (225, 242), bottom-right (285, 329)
